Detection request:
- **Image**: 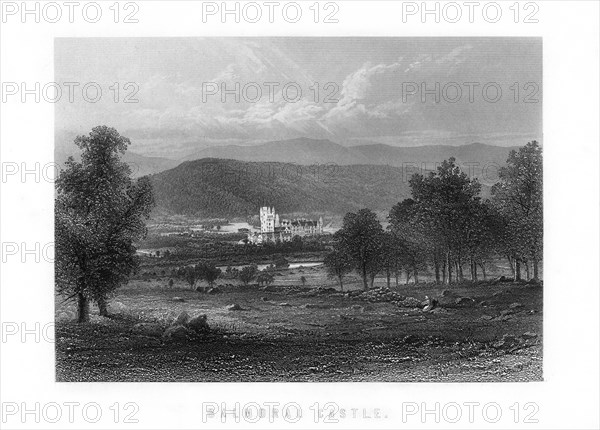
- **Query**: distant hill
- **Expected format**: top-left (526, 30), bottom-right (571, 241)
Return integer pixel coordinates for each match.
top-left (149, 158), bottom-right (415, 218)
top-left (182, 138), bottom-right (518, 171)
top-left (55, 131), bottom-right (178, 177)
top-left (183, 137), bottom-right (370, 165)
top-left (350, 142), bottom-right (518, 170)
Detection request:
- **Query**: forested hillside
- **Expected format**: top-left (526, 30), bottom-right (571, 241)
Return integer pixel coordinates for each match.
top-left (149, 158), bottom-right (414, 217)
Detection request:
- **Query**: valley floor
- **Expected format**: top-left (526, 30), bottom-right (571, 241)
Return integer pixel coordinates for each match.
top-left (55, 280), bottom-right (542, 382)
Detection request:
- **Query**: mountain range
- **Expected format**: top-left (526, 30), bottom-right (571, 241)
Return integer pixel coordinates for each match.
top-left (56, 135), bottom-right (520, 217)
top-left (183, 137), bottom-right (518, 170)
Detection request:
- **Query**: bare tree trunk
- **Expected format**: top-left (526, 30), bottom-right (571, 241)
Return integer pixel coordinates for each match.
top-left (98, 297), bottom-right (109, 317)
top-left (386, 269), bottom-right (391, 288)
top-left (414, 268), bottom-right (419, 284)
top-left (446, 251), bottom-right (452, 285)
top-left (395, 270), bottom-right (399, 287)
top-left (405, 269), bottom-right (411, 285)
top-left (479, 261), bottom-right (487, 280)
top-left (362, 266), bottom-right (368, 290)
top-left (472, 258), bottom-right (478, 281)
top-left (524, 260), bottom-right (530, 281)
top-left (434, 253), bottom-right (441, 284)
top-left (455, 260), bottom-right (462, 282)
top-left (338, 275), bottom-right (344, 291)
top-left (77, 292), bottom-right (90, 323)
top-left (533, 255), bottom-right (539, 281)
top-left (442, 259), bottom-right (447, 284)
top-left (507, 255), bottom-right (515, 279)
top-left (515, 259), bottom-right (522, 281)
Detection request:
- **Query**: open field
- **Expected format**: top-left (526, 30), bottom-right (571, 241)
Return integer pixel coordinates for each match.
top-left (55, 268), bottom-right (542, 382)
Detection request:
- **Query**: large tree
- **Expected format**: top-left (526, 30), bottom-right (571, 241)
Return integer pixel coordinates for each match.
top-left (324, 248), bottom-right (354, 290)
top-left (491, 141), bottom-right (543, 280)
top-left (55, 126), bottom-right (155, 322)
top-left (394, 158), bottom-right (483, 284)
top-left (333, 209), bottom-right (384, 289)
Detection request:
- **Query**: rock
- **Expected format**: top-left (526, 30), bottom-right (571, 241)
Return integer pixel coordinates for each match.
top-left (509, 302), bottom-right (523, 309)
top-left (400, 297), bottom-right (422, 308)
top-left (187, 314), bottom-right (209, 332)
top-left (492, 334), bottom-right (520, 350)
top-left (227, 303), bottom-right (243, 311)
top-left (422, 296), bottom-right (438, 312)
top-left (162, 325), bottom-right (189, 340)
top-left (441, 289), bottom-right (454, 297)
top-left (89, 315), bottom-right (113, 325)
top-left (480, 315), bottom-right (493, 321)
top-left (57, 311), bottom-right (74, 321)
top-left (207, 287), bottom-right (221, 294)
top-left (279, 302), bottom-right (291, 307)
top-left (109, 301), bottom-right (127, 312)
top-left (402, 334), bottom-right (420, 344)
top-left (174, 311), bottom-right (190, 325)
top-left (522, 331), bottom-right (538, 339)
top-left (455, 297), bottom-right (475, 305)
top-left (132, 323), bottom-right (163, 337)
top-left (172, 297), bottom-right (185, 302)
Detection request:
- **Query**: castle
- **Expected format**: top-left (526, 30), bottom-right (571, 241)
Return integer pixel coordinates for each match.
top-left (247, 207), bottom-right (323, 244)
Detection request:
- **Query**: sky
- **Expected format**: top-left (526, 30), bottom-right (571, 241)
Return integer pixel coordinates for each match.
top-left (55, 37), bottom-right (542, 159)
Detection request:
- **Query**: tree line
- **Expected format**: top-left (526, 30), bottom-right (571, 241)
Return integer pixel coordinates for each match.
top-left (325, 141), bottom-right (543, 290)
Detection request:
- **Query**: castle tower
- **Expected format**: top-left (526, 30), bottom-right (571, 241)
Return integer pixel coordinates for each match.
top-left (260, 206), bottom-right (276, 233)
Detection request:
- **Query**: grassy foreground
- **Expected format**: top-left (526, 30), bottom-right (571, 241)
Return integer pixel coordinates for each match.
top-left (55, 273), bottom-right (542, 382)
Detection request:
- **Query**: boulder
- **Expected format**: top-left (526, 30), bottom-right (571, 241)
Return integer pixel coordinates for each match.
top-left (162, 325), bottom-right (189, 340)
top-left (172, 297), bottom-right (185, 302)
top-left (522, 331), bottom-right (538, 339)
top-left (187, 314), bottom-right (209, 332)
top-left (455, 297), bottom-right (475, 306)
top-left (207, 287), bottom-right (221, 294)
top-left (109, 301), bottom-right (127, 312)
top-left (492, 334), bottom-right (520, 350)
top-left (174, 311), bottom-right (190, 325)
top-left (132, 323), bottom-right (163, 337)
top-left (402, 334), bottom-right (420, 344)
top-left (509, 302), bottom-right (523, 309)
top-left (400, 297), bottom-right (422, 308)
top-left (422, 296), bottom-right (438, 312)
top-left (227, 303), bottom-right (243, 311)
top-left (279, 302), bottom-right (292, 307)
